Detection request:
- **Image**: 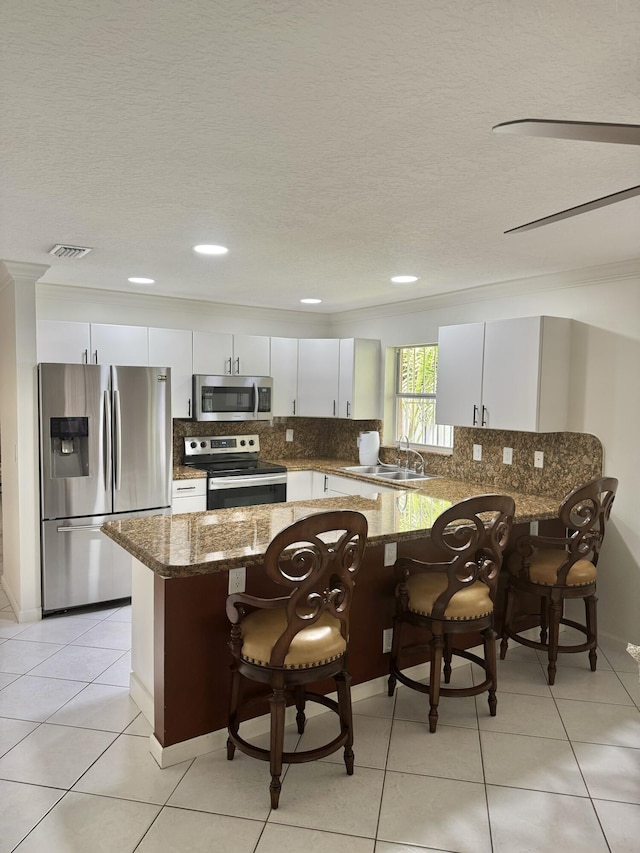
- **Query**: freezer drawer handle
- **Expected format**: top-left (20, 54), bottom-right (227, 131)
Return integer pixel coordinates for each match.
top-left (57, 524), bottom-right (104, 532)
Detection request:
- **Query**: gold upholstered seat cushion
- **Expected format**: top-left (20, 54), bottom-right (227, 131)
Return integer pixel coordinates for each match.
top-left (239, 607), bottom-right (347, 669)
top-left (406, 572), bottom-right (493, 621)
top-left (509, 549), bottom-right (596, 587)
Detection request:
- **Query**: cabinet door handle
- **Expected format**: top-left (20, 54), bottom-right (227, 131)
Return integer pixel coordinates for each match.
top-left (473, 404), bottom-right (478, 426)
top-left (324, 475), bottom-right (328, 492)
top-left (235, 357), bottom-right (240, 374)
top-left (346, 401), bottom-right (351, 418)
top-left (226, 357), bottom-right (232, 375)
top-left (292, 399), bottom-right (296, 415)
top-left (333, 400), bottom-right (336, 416)
top-left (93, 350), bottom-right (98, 364)
top-left (83, 349), bottom-right (88, 364)
top-left (481, 405), bottom-right (487, 427)
top-left (188, 398), bottom-right (191, 418)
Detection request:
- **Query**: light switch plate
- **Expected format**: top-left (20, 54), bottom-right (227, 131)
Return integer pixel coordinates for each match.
top-left (534, 451), bottom-right (544, 468)
top-left (285, 429), bottom-right (294, 442)
top-left (503, 447), bottom-right (513, 465)
top-left (384, 542), bottom-right (397, 566)
top-left (382, 628), bottom-right (393, 654)
top-left (473, 444), bottom-right (482, 461)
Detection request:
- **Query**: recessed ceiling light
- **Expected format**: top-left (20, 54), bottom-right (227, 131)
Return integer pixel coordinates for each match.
top-left (391, 275), bottom-right (420, 284)
top-left (300, 298), bottom-right (322, 304)
top-left (193, 244), bottom-right (228, 255)
top-left (128, 277), bottom-right (155, 284)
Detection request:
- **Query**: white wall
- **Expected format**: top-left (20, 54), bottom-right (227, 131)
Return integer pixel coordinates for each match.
top-left (0, 262), bottom-right (46, 621)
top-left (330, 260), bottom-right (640, 645)
top-left (36, 284), bottom-right (333, 338)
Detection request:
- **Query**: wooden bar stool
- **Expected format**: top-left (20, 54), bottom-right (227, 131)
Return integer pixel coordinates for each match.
top-left (501, 477), bottom-right (618, 684)
top-left (388, 495), bottom-right (515, 732)
top-left (225, 509), bottom-right (367, 808)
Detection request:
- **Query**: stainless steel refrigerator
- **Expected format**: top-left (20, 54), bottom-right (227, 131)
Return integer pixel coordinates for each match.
top-left (38, 363), bottom-right (172, 614)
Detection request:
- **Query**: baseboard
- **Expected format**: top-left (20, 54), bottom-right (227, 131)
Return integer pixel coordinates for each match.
top-left (129, 672), bottom-right (154, 724)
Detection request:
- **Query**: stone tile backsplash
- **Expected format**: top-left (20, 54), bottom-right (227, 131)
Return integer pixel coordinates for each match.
top-left (174, 418), bottom-right (602, 499)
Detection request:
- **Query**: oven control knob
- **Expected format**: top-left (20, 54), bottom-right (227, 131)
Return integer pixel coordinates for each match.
top-left (190, 441), bottom-right (198, 449)
top-left (200, 441), bottom-right (207, 448)
top-left (248, 439), bottom-right (255, 446)
top-left (240, 440), bottom-right (246, 446)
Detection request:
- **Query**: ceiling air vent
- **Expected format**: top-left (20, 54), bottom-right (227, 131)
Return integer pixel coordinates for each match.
top-left (48, 244), bottom-right (93, 259)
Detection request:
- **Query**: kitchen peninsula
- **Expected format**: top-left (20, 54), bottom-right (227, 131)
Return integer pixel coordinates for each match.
top-left (102, 474), bottom-right (561, 768)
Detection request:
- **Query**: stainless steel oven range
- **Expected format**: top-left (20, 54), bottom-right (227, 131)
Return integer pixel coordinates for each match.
top-left (182, 434), bottom-right (287, 510)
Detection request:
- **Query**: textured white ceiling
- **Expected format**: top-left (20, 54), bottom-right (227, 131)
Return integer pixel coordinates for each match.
top-left (1, 0), bottom-right (639, 312)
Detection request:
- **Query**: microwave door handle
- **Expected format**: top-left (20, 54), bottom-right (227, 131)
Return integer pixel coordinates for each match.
top-left (113, 389), bottom-right (122, 491)
top-left (253, 382), bottom-right (258, 418)
top-left (103, 390), bottom-right (112, 489)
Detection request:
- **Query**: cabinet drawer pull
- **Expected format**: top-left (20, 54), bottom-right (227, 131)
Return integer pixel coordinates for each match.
top-left (176, 485), bottom-right (196, 491)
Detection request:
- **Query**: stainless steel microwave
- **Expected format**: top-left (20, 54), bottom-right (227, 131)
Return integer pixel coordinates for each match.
top-left (192, 375), bottom-right (273, 421)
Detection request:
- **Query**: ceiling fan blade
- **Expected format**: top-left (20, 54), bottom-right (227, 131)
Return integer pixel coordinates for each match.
top-left (504, 185), bottom-right (640, 233)
top-left (493, 119), bottom-right (640, 145)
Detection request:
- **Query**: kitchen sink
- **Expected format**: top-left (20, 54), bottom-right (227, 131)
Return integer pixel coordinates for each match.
top-left (340, 465), bottom-right (440, 482)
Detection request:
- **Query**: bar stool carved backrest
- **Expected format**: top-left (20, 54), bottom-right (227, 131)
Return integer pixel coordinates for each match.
top-left (388, 494), bottom-right (515, 733)
top-left (501, 476), bottom-right (618, 684)
top-left (225, 509), bottom-right (368, 808)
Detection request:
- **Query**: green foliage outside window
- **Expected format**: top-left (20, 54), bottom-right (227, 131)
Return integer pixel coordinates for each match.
top-left (395, 345), bottom-right (453, 448)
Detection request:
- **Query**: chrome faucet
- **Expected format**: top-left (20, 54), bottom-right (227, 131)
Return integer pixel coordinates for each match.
top-left (397, 435), bottom-right (425, 474)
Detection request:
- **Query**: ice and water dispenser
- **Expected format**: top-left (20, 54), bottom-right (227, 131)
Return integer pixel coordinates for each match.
top-left (49, 416), bottom-right (90, 479)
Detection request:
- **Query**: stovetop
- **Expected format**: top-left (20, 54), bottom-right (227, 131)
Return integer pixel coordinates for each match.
top-left (184, 459), bottom-right (287, 479)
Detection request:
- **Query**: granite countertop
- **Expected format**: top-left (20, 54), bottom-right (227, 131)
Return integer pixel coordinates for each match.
top-left (104, 459), bottom-right (562, 579)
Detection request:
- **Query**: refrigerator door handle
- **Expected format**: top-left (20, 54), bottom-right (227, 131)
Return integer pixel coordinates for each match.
top-left (103, 389), bottom-right (112, 489)
top-left (113, 389), bottom-right (122, 491)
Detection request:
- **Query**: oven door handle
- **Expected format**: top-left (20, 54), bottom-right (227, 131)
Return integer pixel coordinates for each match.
top-left (208, 474), bottom-right (287, 489)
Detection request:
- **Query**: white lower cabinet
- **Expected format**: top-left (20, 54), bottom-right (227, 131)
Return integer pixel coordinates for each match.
top-left (286, 470), bottom-right (394, 501)
top-left (171, 478), bottom-right (207, 514)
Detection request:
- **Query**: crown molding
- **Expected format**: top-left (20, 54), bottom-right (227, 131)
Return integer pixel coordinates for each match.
top-left (329, 258), bottom-right (640, 326)
top-left (1, 260), bottom-right (50, 291)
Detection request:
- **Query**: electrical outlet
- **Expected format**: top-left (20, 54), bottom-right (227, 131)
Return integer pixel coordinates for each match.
top-left (503, 447), bottom-right (513, 465)
top-left (285, 429), bottom-right (294, 442)
top-left (383, 628), bottom-right (393, 654)
top-left (384, 542), bottom-right (397, 566)
top-left (473, 444), bottom-right (482, 461)
top-left (228, 567), bottom-right (246, 594)
top-left (534, 451), bottom-right (544, 469)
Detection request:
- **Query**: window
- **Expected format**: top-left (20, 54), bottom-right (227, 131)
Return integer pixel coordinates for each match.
top-left (395, 344), bottom-right (453, 449)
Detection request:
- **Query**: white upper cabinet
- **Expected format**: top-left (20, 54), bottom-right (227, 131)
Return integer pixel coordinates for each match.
top-left (37, 321), bottom-right (148, 366)
top-left (297, 339), bottom-right (341, 417)
top-left (149, 327), bottom-right (193, 418)
top-left (338, 338), bottom-right (381, 419)
top-left (436, 316), bottom-right (571, 432)
top-left (192, 331), bottom-right (270, 376)
top-left (37, 320), bottom-right (91, 364)
top-left (90, 323), bottom-right (149, 366)
top-left (270, 337), bottom-right (299, 417)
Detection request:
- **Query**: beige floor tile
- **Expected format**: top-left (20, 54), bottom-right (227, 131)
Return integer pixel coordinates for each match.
top-left (0, 615), bottom-right (30, 639)
top-left (573, 742), bottom-right (640, 804)
top-left (550, 667), bottom-right (634, 705)
top-left (378, 771), bottom-right (491, 853)
top-left (0, 723), bottom-right (116, 788)
top-left (0, 674), bottom-right (85, 721)
top-left (387, 719), bottom-right (483, 782)
top-left (47, 683), bottom-right (140, 732)
top-left (0, 671), bottom-right (19, 690)
top-left (593, 799), bottom-right (640, 852)
top-left (393, 667), bottom-right (480, 729)
top-left (480, 730), bottom-right (588, 795)
top-left (125, 711), bottom-right (154, 737)
top-left (268, 762), bottom-right (384, 837)
top-left (0, 638), bottom-right (64, 674)
top-left (15, 616), bottom-right (100, 644)
top-left (0, 779), bottom-right (64, 853)
top-left (487, 784), bottom-right (608, 852)
top-left (74, 733), bottom-right (191, 805)
top-left (70, 620), bottom-right (131, 650)
top-left (168, 747), bottom-right (275, 820)
top-left (480, 658), bottom-right (551, 696)
top-left (352, 691), bottom-right (396, 718)
top-left (617, 670), bottom-right (640, 707)
top-left (136, 806), bottom-right (263, 853)
top-left (105, 604), bottom-right (132, 623)
top-left (13, 790), bottom-right (159, 853)
top-left (0, 716), bottom-right (38, 757)
top-left (93, 650), bottom-right (132, 686)
top-left (28, 644), bottom-right (124, 682)
top-left (375, 844), bottom-right (450, 853)
top-left (296, 711), bottom-right (391, 769)
top-left (556, 698), bottom-right (640, 748)
top-left (256, 823), bottom-right (375, 852)
top-left (598, 638), bottom-right (640, 673)
top-left (477, 691), bottom-right (567, 739)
